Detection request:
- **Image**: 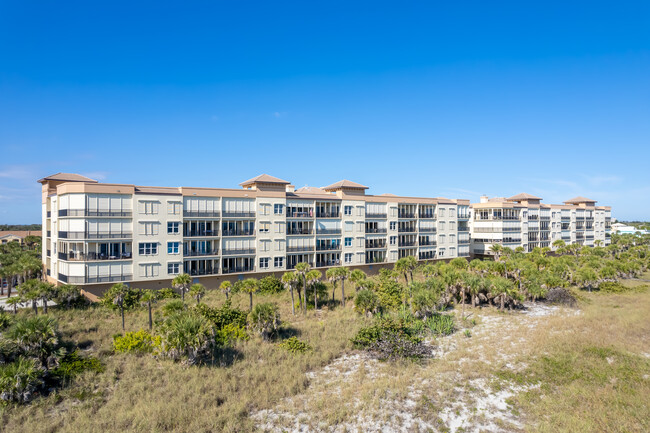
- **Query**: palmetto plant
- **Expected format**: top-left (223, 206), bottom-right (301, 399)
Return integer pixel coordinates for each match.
top-left (158, 312), bottom-right (214, 364)
top-left (305, 269), bottom-right (322, 309)
top-left (241, 278), bottom-right (259, 312)
top-left (247, 303), bottom-right (280, 341)
top-left (0, 357), bottom-right (44, 403)
top-left (139, 289), bottom-right (157, 330)
top-left (349, 269), bottom-right (366, 292)
top-left (18, 280), bottom-right (40, 315)
top-left (172, 273), bottom-right (192, 303)
top-left (111, 283), bottom-right (129, 331)
top-left (219, 281), bottom-right (232, 301)
top-left (189, 283), bottom-right (206, 304)
top-left (4, 315), bottom-right (62, 368)
top-left (281, 272), bottom-right (299, 315)
top-left (294, 262), bottom-right (311, 314)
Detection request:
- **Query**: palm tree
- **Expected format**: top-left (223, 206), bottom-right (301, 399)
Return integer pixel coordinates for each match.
top-left (490, 243), bottom-right (504, 261)
top-left (6, 296), bottom-right (22, 314)
top-left (394, 256), bottom-right (417, 285)
top-left (325, 268), bottom-right (338, 302)
top-left (248, 303), bottom-right (280, 341)
top-left (349, 269), bottom-right (366, 292)
top-left (189, 283), bottom-right (206, 304)
top-left (5, 315), bottom-right (60, 368)
top-left (241, 278), bottom-right (259, 311)
top-left (306, 269), bottom-right (322, 309)
top-left (18, 280), bottom-right (40, 315)
top-left (336, 267), bottom-right (350, 307)
top-left (140, 289), bottom-right (156, 330)
top-left (219, 281), bottom-right (232, 300)
top-left (37, 282), bottom-right (55, 314)
top-left (463, 273), bottom-right (481, 314)
top-left (281, 272), bottom-right (299, 315)
top-left (111, 282), bottom-right (128, 331)
top-left (172, 273), bottom-right (192, 303)
top-left (294, 262), bottom-right (311, 314)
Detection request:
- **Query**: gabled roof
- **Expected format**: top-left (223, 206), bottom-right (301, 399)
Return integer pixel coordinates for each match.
top-left (239, 174), bottom-right (290, 186)
top-left (295, 186), bottom-right (327, 194)
top-left (322, 179), bottom-right (369, 191)
top-left (507, 193), bottom-right (542, 201)
top-left (564, 196), bottom-right (597, 204)
top-left (37, 173), bottom-right (98, 184)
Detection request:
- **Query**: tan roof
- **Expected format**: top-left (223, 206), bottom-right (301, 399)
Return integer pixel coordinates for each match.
top-left (295, 186), bottom-right (327, 194)
top-left (239, 174), bottom-right (290, 186)
top-left (0, 231), bottom-right (41, 239)
top-left (564, 196), bottom-right (597, 204)
top-left (37, 173), bottom-right (98, 184)
top-left (135, 186), bottom-right (182, 195)
top-left (322, 180), bottom-right (369, 191)
top-left (508, 193), bottom-right (542, 201)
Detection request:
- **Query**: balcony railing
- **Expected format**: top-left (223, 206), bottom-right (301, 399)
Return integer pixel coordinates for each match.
top-left (287, 246), bottom-right (314, 253)
top-left (419, 213), bottom-right (435, 219)
top-left (58, 209), bottom-right (132, 217)
top-left (286, 211), bottom-right (313, 218)
top-left (184, 230), bottom-right (219, 237)
top-left (316, 260), bottom-right (341, 268)
top-left (398, 212), bottom-right (416, 219)
top-left (316, 244), bottom-right (341, 251)
top-left (419, 253), bottom-right (436, 260)
top-left (59, 274), bottom-right (133, 284)
top-left (184, 211), bottom-right (220, 218)
top-left (419, 227), bottom-right (436, 233)
top-left (184, 250), bottom-right (219, 257)
top-left (316, 211), bottom-right (340, 218)
top-left (221, 229), bottom-right (255, 236)
top-left (222, 266), bottom-right (256, 274)
top-left (287, 229), bottom-right (313, 235)
top-left (419, 241), bottom-right (437, 246)
top-left (188, 268), bottom-right (219, 276)
top-left (365, 228), bottom-right (387, 234)
top-left (221, 248), bottom-right (256, 255)
top-left (458, 238), bottom-right (470, 244)
top-left (222, 211), bottom-right (255, 218)
top-left (316, 229), bottom-right (341, 235)
top-left (398, 227), bottom-right (416, 233)
top-left (398, 241), bottom-right (417, 247)
top-left (366, 213), bottom-right (387, 219)
top-left (457, 227), bottom-right (470, 232)
top-left (58, 231), bottom-right (132, 239)
top-left (365, 243), bottom-right (387, 249)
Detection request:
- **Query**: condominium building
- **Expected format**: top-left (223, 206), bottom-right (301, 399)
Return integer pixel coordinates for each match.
top-left (39, 173), bottom-right (470, 292)
top-left (469, 193), bottom-right (612, 256)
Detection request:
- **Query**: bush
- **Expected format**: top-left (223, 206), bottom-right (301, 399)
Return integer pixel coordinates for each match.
top-left (375, 279), bottom-right (404, 311)
top-left (0, 312), bottom-right (12, 330)
top-left (545, 288), bottom-right (578, 307)
top-left (52, 285), bottom-right (88, 309)
top-left (156, 288), bottom-right (180, 300)
top-left (193, 301), bottom-right (247, 330)
top-left (424, 314), bottom-right (455, 336)
top-left (99, 286), bottom-right (142, 311)
top-left (0, 357), bottom-right (44, 403)
top-left (162, 299), bottom-right (186, 316)
top-left (215, 323), bottom-right (248, 346)
top-left (412, 286), bottom-right (440, 318)
top-left (351, 317), bottom-right (428, 360)
top-left (248, 303), bottom-right (280, 340)
top-left (354, 289), bottom-right (380, 315)
top-left (158, 312), bottom-right (214, 364)
top-left (113, 330), bottom-right (161, 354)
top-left (278, 337), bottom-right (312, 354)
top-left (51, 351), bottom-right (104, 380)
top-left (258, 275), bottom-right (284, 294)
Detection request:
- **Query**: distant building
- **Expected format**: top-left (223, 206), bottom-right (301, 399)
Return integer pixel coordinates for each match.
top-left (0, 231), bottom-right (41, 245)
top-left (611, 223), bottom-right (649, 235)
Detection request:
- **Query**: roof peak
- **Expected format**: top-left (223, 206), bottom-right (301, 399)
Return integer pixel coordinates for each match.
top-left (37, 173), bottom-right (98, 184)
top-left (507, 192), bottom-right (542, 201)
top-left (239, 174), bottom-right (290, 186)
top-left (564, 196), bottom-right (597, 204)
top-left (322, 179), bottom-right (369, 191)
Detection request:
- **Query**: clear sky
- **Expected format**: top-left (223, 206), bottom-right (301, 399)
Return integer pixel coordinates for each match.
top-left (1, 1), bottom-right (649, 223)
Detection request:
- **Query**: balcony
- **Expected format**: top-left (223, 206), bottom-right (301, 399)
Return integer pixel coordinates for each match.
top-left (316, 211), bottom-right (340, 218)
top-left (46, 211), bottom-right (51, 218)
top-left (184, 250), bottom-right (219, 257)
top-left (58, 231), bottom-right (132, 240)
top-left (457, 227), bottom-right (470, 232)
top-left (47, 231), bottom-right (51, 237)
top-left (458, 238), bottom-right (470, 244)
top-left (316, 260), bottom-right (341, 268)
top-left (419, 213), bottom-right (435, 219)
top-left (188, 268), bottom-right (220, 276)
top-left (316, 244), bottom-right (341, 251)
top-left (398, 227), bottom-right (416, 233)
top-left (184, 230), bottom-right (219, 237)
top-left (459, 251), bottom-right (470, 257)
top-left (58, 274), bottom-right (133, 284)
top-left (222, 229), bottom-right (255, 236)
top-left (365, 242), bottom-right (387, 249)
top-left (419, 241), bottom-right (437, 247)
top-left (287, 228), bottom-right (313, 235)
top-left (540, 216), bottom-right (550, 221)
top-left (58, 209), bottom-right (132, 217)
top-left (457, 215), bottom-right (470, 220)
top-left (366, 213), bottom-right (387, 219)
top-left (221, 248), bottom-right (256, 255)
top-left (365, 228), bottom-right (387, 234)
top-left (419, 227), bottom-right (436, 233)
top-left (398, 212), bottom-right (416, 219)
top-left (222, 266), bottom-right (255, 274)
top-left (398, 241), bottom-right (417, 247)
top-left (528, 215), bottom-right (539, 221)
top-left (222, 211), bottom-right (255, 218)
top-left (419, 252), bottom-right (436, 260)
top-left (184, 210), bottom-right (221, 218)
top-left (316, 229), bottom-right (341, 235)
top-left (287, 246), bottom-right (314, 253)
top-left (286, 211), bottom-right (313, 218)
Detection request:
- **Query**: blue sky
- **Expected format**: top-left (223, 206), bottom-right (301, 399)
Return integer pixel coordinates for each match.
top-left (1, 1), bottom-right (649, 223)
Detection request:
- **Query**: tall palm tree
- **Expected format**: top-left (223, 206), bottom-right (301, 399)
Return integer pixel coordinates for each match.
top-left (36, 282), bottom-right (55, 314)
top-left (336, 267), bottom-right (350, 307)
top-left (306, 269), bottom-right (322, 309)
top-left (219, 281), bottom-right (232, 300)
top-left (294, 262), bottom-right (311, 314)
top-left (6, 296), bottom-right (22, 314)
top-left (490, 243), bottom-right (504, 261)
top-left (172, 273), bottom-right (192, 303)
top-left (140, 289), bottom-right (156, 330)
top-left (241, 278), bottom-right (259, 311)
top-left (349, 269), bottom-right (366, 292)
top-left (189, 283), bottom-right (206, 304)
top-left (18, 280), bottom-right (40, 315)
top-left (111, 282), bottom-right (129, 331)
top-left (325, 268), bottom-right (338, 302)
top-left (281, 272), bottom-right (299, 315)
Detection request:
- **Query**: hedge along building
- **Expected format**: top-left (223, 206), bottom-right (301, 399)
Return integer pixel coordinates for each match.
top-left (39, 173), bottom-right (469, 295)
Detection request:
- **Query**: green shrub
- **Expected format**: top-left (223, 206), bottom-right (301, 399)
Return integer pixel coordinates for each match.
top-left (99, 286), bottom-right (142, 311)
top-left (248, 303), bottom-right (280, 340)
top-left (215, 323), bottom-right (248, 345)
top-left (351, 317), bottom-right (427, 360)
top-left (0, 357), bottom-right (44, 403)
top-left (424, 314), bottom-right (455, 336)
top-left (156, 288), bottom-right (180, 300)
top-left (51, 351), bottom-right (104, 380)
top-left (158, 312), bottom-right (214, 364)
top-left (193, 301), bottom-right (247, 330)
top-left (162, 299), bottom-right (186, 316)
top-left (0, 312), bottom-right (12, 330)
top-left (113, 330), bottom-right (161, 354)
top-left (412, 286), bottom-right (440, 318)
top-left (375, 279), bottom-right (404, 311)
top-left (278, 337), bottom-right (312, 354)
top-left (257, 275), bottom-right (284, 294)
top-left (354, 289), bottom-right (380, 315)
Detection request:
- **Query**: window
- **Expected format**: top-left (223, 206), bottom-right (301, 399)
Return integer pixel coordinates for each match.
top-left (275, 222), bottom-right (284, 233)
top-left (140, 263), bottom-right (159, 277)
top-left (167, 201), bottom-right (181, 215)
top-left (344, 253), bottom-right (353, 264)
top-left (345, 221), bottom-right (354, 232)
top-left (344, 205), bottom-right (352, 216)
top-left (439, 221), bottom-right (446, 230)
top-left (357, 206), bottom-right (364, 216)
top-left (260, 240), bottom-right (270, 252)
top-left (259, 257), bottom-right (269, 269)
top-left (259, 204), bottom-right (270, 216)
top-left (139, 243), bottom-right (158, 255)
top-left (438, 248), bottom-right (445, 257)
top-left (439, 235), bottom-right (446, 244)
top-left (140, 222), bottom-right (159, 235)
top-left (345, 237), bottom-right (352, 247)
top-left (390, 236), bottom-right (397, 245)
top-left (439, 208), bottom-right (446, 217)
top-left (274, 204), bottom-right (284, 215)
top-left (168, 262), bottom-right (181, 274)
top-left (274, 257), bottom-right (284, 268)
top-left (275, 239), bottom-right (285, 251)
top-left (390, 222), bottom-right (397, 231)
top-left (167, 222), bottom-right (180, 234)
top-left (167, 242), bottom-right (180, 254)
top-left (139, 201), bottom-right (159, 215)
top-left (259, 222), bottom-right (270, 233)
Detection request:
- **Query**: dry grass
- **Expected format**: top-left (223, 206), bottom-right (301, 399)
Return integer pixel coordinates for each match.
top-left (1, 283), bottom-right (649, 432)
